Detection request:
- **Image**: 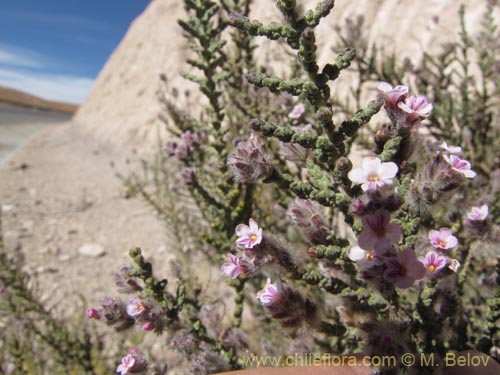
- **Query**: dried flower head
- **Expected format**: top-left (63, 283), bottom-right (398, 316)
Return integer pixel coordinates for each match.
top-left (348, 157), bottom-right (398, 192)
top-left (287, 198), bottom-right (330, 244)
top-left (227, 133), bottom-right (273, 183)
top-left (256, 278), bottom-right (318, 338)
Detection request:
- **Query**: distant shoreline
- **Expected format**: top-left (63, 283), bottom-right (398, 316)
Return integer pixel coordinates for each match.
top-left (0, 85), bottom-right (79, 116)
top-left (0, 103), bottom-right (71, 167)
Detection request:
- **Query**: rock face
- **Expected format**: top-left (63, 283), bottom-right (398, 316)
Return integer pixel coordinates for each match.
top-left (75, 0), bottom-right (491, 152)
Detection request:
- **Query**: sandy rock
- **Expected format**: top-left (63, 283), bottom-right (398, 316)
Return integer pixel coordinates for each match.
top-left (78, 243), bottom-right (105, 258)
top-left (75, 0), bottom-right (495, 153)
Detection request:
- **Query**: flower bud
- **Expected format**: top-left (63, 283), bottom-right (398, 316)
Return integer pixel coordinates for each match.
top-left (227, 133), bottom-right (273, 183)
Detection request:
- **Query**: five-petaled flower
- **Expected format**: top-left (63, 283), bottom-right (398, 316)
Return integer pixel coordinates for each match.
top-left (397, 94), bottom-right (433, 123)
top-left (358, 210), bottom-right (402, 253)
top-left (428, 228), bottom-right (458, 250)
top-left (467, 205), bottom-right (489, 221)
top-left (116, 354), bottom-right (135, 375)
top-left (288, 103), bottom-right (306, 119)
top-left (256, 278), bottom-right (283, 306)
top-left (348, 245), bottom-right (384, 269)
top-left (348, 157), bottom-right (399, 192)
top-left (442, 154), bottom-right (476, 178)
top-left (419, 251), bottom-right (447, 277)
top-left (126, 298), bottom-right (147, 318)
top-left (383, 249), bottom-right (426, 288)
top-left (235, 218), bottom-right (263, 249)
top-left (221, 254), bottom-right (248, 279)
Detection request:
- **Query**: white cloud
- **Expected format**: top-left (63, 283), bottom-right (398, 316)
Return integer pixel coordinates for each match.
top-left (0, 68), bottom-right (94, 104)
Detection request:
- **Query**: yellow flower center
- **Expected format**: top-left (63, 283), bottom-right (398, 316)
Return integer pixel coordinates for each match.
top-left (400, 267), bottom-right (407, 276)
top-left (438, 240), bottom-right (446, 248)
top-left (428, 265), bottom-right (436, 273)
top-left (365, 252), bottom-right (374, 262)
top-left (250, 234), bottom-right (257, 242)
top-left (368, 175), bottom-right (380, 182)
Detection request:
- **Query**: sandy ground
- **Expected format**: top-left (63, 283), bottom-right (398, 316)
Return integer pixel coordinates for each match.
top-left (0, 121), bottom-right (173, 319)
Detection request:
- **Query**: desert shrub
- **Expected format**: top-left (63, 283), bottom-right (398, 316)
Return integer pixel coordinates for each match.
top-left (88, 0), bottom-right (500, 374)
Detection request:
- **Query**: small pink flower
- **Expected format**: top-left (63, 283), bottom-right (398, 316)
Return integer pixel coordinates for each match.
top-left (86, 308), bottom-right (100, 319)
top-left (235, 218), bottom-right (263, 249)
top-left (419, 251), bottom-right (447, 277)
top-left (384, 249), bottom-right (426, 288)
top-left (126, 298), bottom-right (147, 318)
top-left (428, 228), bottom-right (458, 250)
top-left (377, 82), bottom-right (409, 109)
top-left (256, 278), bottom-right (283, 306)
top-left (116, 354), bottom-right (135, 375)
top-left (467, 205), bottom-right (489, 221)
top-left (358, 210), bottom-right (402, 253)
top-left (221, 254), bottom-right (248, 279)
top-left (436, 141), bottom-right (462, 155)
top-left (397, 95), bottom-right (433, 123)
top-left (348, 157), bottom-right (398, 192)
top-left (288, 103), bottom-right (306, 119)
top-left (442, 154), bottom-right (476, 178)
top-left (348, 245), bottom-right (384, 269)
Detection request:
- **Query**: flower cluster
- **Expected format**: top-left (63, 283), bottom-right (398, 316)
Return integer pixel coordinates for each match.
top-left (165, 130), bottom-right (206, 162)
top-left (227, 133), bottom-right (273, 183)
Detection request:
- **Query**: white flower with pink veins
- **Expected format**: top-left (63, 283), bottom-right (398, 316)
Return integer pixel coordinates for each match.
top-left (348, 157), bottom-right (399, 192)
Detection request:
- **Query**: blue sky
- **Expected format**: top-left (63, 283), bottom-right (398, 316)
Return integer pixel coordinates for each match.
top-left (0, 0), bottom-right (150, 103)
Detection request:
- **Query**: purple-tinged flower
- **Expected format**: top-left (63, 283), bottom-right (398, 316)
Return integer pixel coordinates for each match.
top-left (256, 278), bottom-right (283, 306)
top-left (436, 141), bottom-right (462, 155)
top-left (86, 308), bottom-right (101, 320)
top-left (117, 349), bottom-right (148, 375)
top-left (235, 218), bottom-right (262, 249)
top-left (467, 205), bottom-right (489, 221)
top-left (227, 133), bottom-right (273, 183)
top-left (397, 95), bottom-right (433, 123)
top-left (384, 249), bottom-right (426, 288)
top-left (442, 154), bottom-right (476, 178)
top-left (116, 354), bottom-right (135, 375)
top-left (358, 210), bottom-right (402, 253)
top-left (348, 157), bottom-right (398, 192)
top-left (288, 103), bottom-right (306, 119)
top-left (377, 82), bottom-right (409, 110)
top-left (126, 298), bottom-right (148, 318)
top-left (419, 251), bottom-right (447, 277)
top-left (448, 259), bottom-right (461, 273)
top-left (348, 246), bottom-right (384, 269)
top-left (428, 228), bottom-right (458, 250)
top-left (221, 254), bottom-right (248, 279)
